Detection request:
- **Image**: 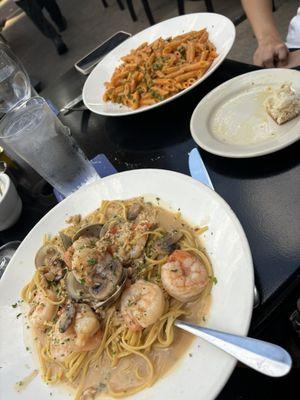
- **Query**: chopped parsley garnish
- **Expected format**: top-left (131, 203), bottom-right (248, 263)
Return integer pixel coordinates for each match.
top-left (11, 303), bottom-right (18, 308)
top-left (88, 258), bottom-right (97, 266)
top-left (98, 382), bottom-right (106, 391)
top-left (177, 45), bottom-right (186, 57)
top-left (212, 276), bottom-right (218, 285)
top-left (127, 299), bottom-right (135, 307)
top-left (16, 313), bottom-right (22, 319)
top-left (153, 60), bottom-right (163, 70)
top-left (150, 90), bottom-right (163, 101)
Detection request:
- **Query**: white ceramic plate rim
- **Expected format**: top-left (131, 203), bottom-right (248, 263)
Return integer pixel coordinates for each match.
top-left (0, 169), bottom-right (253, 400)
top-left (190, 68), bottom-right (300, 158)
top-left (82, 13), bottom-right (235, 116)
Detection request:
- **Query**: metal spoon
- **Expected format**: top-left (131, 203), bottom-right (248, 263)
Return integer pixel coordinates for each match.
top-left (0, 161), bottom-right (7, 196)
top-left (175, 320), bottom-right (292, 377)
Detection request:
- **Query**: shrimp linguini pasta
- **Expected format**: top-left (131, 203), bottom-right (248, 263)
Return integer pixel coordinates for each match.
top-left (103, 29), bottom-right (218, 109)
top-left (22, 197), bottom-right (214, 399)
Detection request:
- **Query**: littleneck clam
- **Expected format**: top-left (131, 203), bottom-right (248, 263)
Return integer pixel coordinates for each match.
top-left (72, 223), bottom-right (103, 242)
top-left (66, 269), bottom-right (128, 309)
top-left (35, 244), bottom-right (66, 282)
top-left (66, 271), bottom-right (89, 301)
top-left (93, 269), bottom-right (128, 308)
top-left (153, 230), bottom-right (183, 255)
top-left (61, 222), bottom-right (128, 308)
top-left (127, 203), bottom-right (142, 221)
top-left (88, 253), bottom-right (123, 300)
top-left (59, 232), bottom-right (73, 250)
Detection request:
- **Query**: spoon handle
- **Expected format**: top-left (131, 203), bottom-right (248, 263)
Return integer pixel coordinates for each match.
top-left (174, 320), bottom-right (292, 377)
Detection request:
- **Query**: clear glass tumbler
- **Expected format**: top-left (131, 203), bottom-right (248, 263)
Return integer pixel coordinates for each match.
top-left (0, 42), bottom-right (31, 113)
top-left (0, 97), bottom-right (99, 197)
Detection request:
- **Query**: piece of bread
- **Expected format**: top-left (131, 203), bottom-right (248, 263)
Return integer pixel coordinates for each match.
top-left (264, 83), bottom-right (300, 125)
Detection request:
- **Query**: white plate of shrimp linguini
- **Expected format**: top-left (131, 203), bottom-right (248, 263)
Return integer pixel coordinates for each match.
top-left (0, 169), bottom-right (253, 400)
top-left (82, 13), bottom-right (235, 116)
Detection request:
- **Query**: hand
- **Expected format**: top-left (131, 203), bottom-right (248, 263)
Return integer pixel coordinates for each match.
top-left (284, 50), bottom-right (300, 69)
top-left (253, 37), bottom-right (289, 67)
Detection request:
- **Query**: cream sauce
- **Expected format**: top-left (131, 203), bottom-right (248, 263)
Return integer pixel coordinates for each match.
top-left (81, 295), bottom-right (211, 397)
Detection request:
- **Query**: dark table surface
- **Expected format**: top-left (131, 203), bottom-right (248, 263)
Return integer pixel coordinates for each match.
top-left (1, 58), bottom-right (299, 399)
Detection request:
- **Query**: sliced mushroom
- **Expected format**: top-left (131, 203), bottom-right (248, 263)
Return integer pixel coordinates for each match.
top-left (89, 253), bottom-right (123, 301)
top-left (35, 244), bottom-right (66, 282)
top-left (127, 203), bottom-right (142, 221)
top-left (66, 271), bottom-right (88, 301)
top-left (58, 302), bottom-right (76, 333)
top-left (72, 223), bottom-right (103, 242)
top-left (59, 232), bottom-right (73, 250)
top-left (153, 230), bottom-right (183, 255)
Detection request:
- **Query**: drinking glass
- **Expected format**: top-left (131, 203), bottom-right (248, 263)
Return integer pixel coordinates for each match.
top-left (0, 42), bottom-right (31, 113)
top-left (0, 97), bottom-right (100, 197)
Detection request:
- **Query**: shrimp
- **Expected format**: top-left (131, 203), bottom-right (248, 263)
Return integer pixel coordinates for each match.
top-left (161, 250), bottom-right (208, 303)
top-left (29, 289), bottom-right (58, 329)
top-left (72, 247), bottom-right (103, 285)
top-left (74, 304), bottom-right (102, 349)
top-left (120, 280), bottom-right (165, 331)
top-left (64, 237), bottom-right (96, 270)
top-left (104, 221), bottom-right (150, 263)
top-left (65, 237), bottom-right (106, 285)
top-left (50, 304), bottom-right (102, 362)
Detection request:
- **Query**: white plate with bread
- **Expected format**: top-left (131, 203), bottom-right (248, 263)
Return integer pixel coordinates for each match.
top-left (190, 69), bottom-right (300, 158)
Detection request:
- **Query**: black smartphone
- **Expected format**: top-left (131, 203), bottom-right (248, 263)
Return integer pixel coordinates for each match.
top-left (75, 31), bottom-right (131, 75)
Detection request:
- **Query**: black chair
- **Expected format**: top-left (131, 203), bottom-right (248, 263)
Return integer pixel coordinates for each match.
top-left (126, 1), bottom-right (155, 25)
top-left (177, 0), bottom-right (214, 15)
top-left (100, 1), bottom-right (153, 24)
top-left (101, 0), bottom-right (216, 27)
top-left (101, 0), bottom-right (125, 10)
top-left (125, 0), bottom-right (215, 26)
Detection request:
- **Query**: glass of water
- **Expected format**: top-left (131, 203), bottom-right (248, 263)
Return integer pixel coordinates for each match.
top-left (0, 42), bottom-right (31, 113)
top-left (0, 97), bottom-right (99, 197)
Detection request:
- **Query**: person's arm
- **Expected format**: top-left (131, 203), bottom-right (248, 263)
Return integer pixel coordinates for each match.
top-left (241, 0), bottom-right (288, 67)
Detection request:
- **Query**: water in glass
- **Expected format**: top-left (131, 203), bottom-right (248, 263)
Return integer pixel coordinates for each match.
top-left (0, 97), bottom-right (99, 197)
